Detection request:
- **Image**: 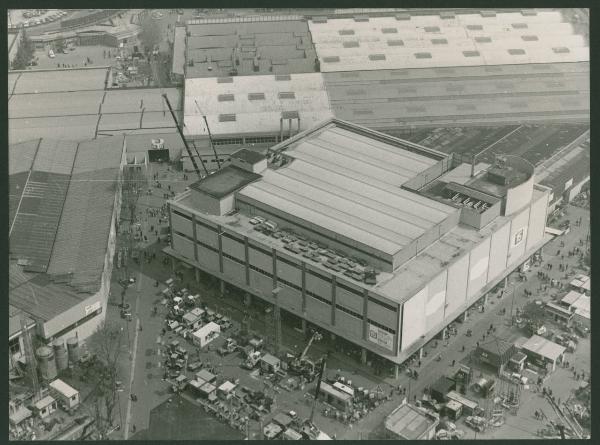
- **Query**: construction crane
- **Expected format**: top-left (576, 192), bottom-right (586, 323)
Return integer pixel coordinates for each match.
top-left (301, 352), bottom-right (329, 440)
top-left (21, 318), bottom-right (41, 402)
top-left (161, 93), bottom-right (209, 178)
top-left (288, 330), bottom-right (322, 378)
top-left (193, 99), bottom-right (221, 169)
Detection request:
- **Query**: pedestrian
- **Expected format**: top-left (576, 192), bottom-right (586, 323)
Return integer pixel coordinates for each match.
top-left (452, 359), bottom-right (455, 366)
top-left (132, 424), bottom-right (136, 433)
top-left (418, 360), bottom-right (421, 367)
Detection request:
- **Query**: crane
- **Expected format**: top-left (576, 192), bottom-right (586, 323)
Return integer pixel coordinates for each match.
top-left (21, 318), bottom-right (41, 402)
top-left (193, 99), bottom-right (221, 170)
top-left (301, 352), bottom-right (329, 440)
top-left (288, 330), bottom-right (322, 379)
top-left (161, 93), bottom-right (209, 178)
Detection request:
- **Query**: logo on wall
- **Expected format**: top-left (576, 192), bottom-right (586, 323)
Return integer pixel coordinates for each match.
top-left (368, 324), bottom-right (394, 351)
top-left (514, 228), bottom-right (525, 246)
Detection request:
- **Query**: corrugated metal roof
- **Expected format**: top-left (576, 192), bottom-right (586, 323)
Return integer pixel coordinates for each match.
top-left (9, 139), bottom-right (40, 175)
top-left (32, 139), bottom-right (79, 175)
top-left (172, 26), bottom-right (186, 76)
top-left (11, 67), bottom-right (108, 94)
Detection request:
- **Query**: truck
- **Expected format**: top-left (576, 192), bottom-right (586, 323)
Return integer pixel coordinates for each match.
top-left (465, 416), bottom-right (487, 432)
top-left (243, 351), bottom-right (262, 370)
top-left (218, 338), bottom-right (238, 356)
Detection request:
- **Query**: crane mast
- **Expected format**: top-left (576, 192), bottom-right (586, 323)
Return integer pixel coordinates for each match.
top-left (21, 318), bottom-right (41, 402)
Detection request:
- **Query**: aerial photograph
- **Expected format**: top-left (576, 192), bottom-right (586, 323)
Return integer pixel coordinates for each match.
top-left (7, 7), bottom-right (590, 441)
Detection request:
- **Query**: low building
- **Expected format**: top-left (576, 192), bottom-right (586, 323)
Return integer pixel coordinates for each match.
top-left (521, 335), bottom-right (566, 372)
top-left (33, 396), bottom-right (57, 419)
top-left (260, 353), bottom-right (281, 374)
top-left (192, 322), bottom-right (221, 348)
top-left (545, 301), bottom-right (575, 326)
top-left (474, 337), bottom-right (517, 371)
top-left (49, 379), bottom-right (80, 410)
top-left (570, 294), bottom-right (590, 329)
top-left (570, 274), bottom-right (591, 295)
top-left (9, 306), bottom-right (36, 372)
top-left (217, 381), bottom-right (237, 399)
top-left (384, 402), bottom-right (438, 440)
top-left (429, 376), bottom-right (456, 404)
top-left (196, 369), bottom-right (217, 384)
top-left (318, 381), bottom-right (353, 412)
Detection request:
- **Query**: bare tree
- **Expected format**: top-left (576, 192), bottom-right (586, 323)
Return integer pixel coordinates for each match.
top-left (138, 15), bottom-right (161, 55)
top-left (84, 322), bottom-right (126, 434)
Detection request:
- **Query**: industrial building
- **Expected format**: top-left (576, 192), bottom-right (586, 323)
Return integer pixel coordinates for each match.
top-left (165, 118), bottom-right (551, 371)
top-left (176, 9), bottom-right (589, 167)
top-left (9, 136), bottom-right (125, 349)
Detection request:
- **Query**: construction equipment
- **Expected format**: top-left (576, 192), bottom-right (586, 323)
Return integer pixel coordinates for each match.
top-left (161, 93), bottom-right (208, 177)
top-left (302, 353), bottom-right (329, 440)
top-left (21, 318), bottom-right (41, 402)
top-left (193, 99), bottom-right (221, 170)
top-left (243, 351), bottom-right (262, 370)
top-left (218, 338), bottom-right (238, 356)
top-left (465, 416), bottom-right (487, 432)
top-left (288, 331), bottom-right (322, 380)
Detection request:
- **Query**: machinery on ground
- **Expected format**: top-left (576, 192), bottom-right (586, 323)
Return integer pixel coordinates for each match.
top-left (288, 331), bottom-right (322, 382)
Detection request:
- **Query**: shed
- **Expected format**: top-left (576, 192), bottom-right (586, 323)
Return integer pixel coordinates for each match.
top-left (196, 369), bottom-right (217, 383)
top-left (569, 274), bottom-right (590, 294)
top-left (192, 321), bottom-right (220, 347)
top-left (9, 401), bottom-right (32, 426)
top-left (49, 379), bottom-right (80, 409)
top-left (272, 412), bottom-right (293, 428)
top-left (508, 351), bottom-right (528, 372)
top-left (218, 380), bottom-right (237, 399)
top-left (260, 353), bottom-right (281, 373)
top-left (34, 395), bottom-right (57, 419)
top-left (445, 391), bottom-right (478, 415)
top-left (475, 337), bottom-right (516, 370)
top-left (282, 428), bottom-right (303, 440)
top-left (429, 376), bottom-right (456, 404)
top-left (318, 381), bottom-right (352, 412)
top-left (199, 382), bottom-right (217, 399)
top-left (182, 311), bottom-right (202, 327)
top-left (521, 335), bottom-right (566, 372)
top-left (445, 400), bottom-right (463, 420)
top-left (264, 422), bottom-right (283, 440)
top-left (384, 402), bottom-right (439, 440)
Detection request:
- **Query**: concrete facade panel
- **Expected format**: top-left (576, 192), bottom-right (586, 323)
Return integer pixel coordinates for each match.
top-left (276, 260), bottom-right (302, 286)
top-left (305, 297), bottom-right (332, 325)
top-left (196, 245), bottom-right (220, 272)
top-left (172, 234), bottom-right (195, 260)
top-left (334, 311), bottom-right (363, 340)
top-left (277, 285), bottom-right (303, 313)
top-left (222, 257), bottom-right (245, 282)
top-left (367, 301), bottom-right (397, 329)
top-left (467, 237), bottom-right (491, 298)
top-left (444, 254), bottom-right (469, 317)
top-left (526, 192), bottom-right (549, 251)
top-left (306, 273), bottom-right (332, 301)
top-left (426, 271), bottom-right (447, 331)
top-left (249, 270), bottom-right (273, 295)
top-left (189, 191), bottom-right (221, 215)
top-left (249, 247), bottom-right (273, 274)
top-left (401, 287), bottom-right (427, 350)
top-left (336, 287), bottom-right (364, 313)
top-left (196, 224), bottom-right (219, 249)
top-left (222, 235), bottom-right (245, 259)
top-left (487, 222), bottom-right (510, 282)
top-left (507, 206), bottom-right (531, 267)
top-left (171, 213), bottom-right (193, 236)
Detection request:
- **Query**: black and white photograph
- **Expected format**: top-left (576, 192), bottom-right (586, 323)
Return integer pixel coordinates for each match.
top-left (7, 7), bottom-right (590, 441)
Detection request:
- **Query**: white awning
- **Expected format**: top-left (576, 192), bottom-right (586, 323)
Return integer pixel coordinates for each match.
top-left (545, 227), bottom-right (564, 236)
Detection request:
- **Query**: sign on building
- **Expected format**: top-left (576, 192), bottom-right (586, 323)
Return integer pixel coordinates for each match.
top-left (368, 324), bottom-right (394, 351)
top-left (85, 301), bottom-right (101, 316)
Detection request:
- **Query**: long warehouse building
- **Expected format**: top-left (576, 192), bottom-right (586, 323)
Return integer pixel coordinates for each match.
top-left (165, 119), bottom-right (551, 372)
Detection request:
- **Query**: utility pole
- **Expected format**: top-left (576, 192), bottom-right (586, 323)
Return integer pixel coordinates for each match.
top-left (509, 285), bottom-right (516, 326)
top-left (272, 287), bottom-right (282, 355)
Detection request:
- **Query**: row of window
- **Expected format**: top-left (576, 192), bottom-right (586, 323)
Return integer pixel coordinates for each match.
top-left (335, 304), bottom-right (363, 320)
top-left (278, 277), bottom-right (302, 292)
top-left (368, 318), bottom-right (396, 335)
top-left (307, 291), bottom-right (331, 306)
top-left (249, 263), bottom-right (273, 279)
top-left (245, 136), bottom-right (277, 144)
top-left (218, 92), bottom-right (297, 102)
top-left (51, 308), bottom-right (103, 341)
top-left (213, 137), bottom-right (243, 145)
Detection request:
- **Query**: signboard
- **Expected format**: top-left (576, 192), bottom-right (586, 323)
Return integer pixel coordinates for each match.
top-left (85, 301), bottom-right (101, 316)
top-left (368, 324), bottom-right (394, 351)
top-left (514, 227), bottom-right (526, 246)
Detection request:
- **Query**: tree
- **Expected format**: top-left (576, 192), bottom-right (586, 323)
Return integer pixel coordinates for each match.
top-left (11, 29), bottom-right (35, 70)
top-left (85, 322), bottom-right (126, 434)
top-left (55, 37), bottom-right (65, 53)
top-left (138, 14), bottom-right (161, 54)
top-left (521, 301), bottom-right (546, 333)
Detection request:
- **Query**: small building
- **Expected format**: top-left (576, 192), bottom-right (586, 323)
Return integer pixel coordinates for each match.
top-left (192, 322), bottom-right (221, 348)
top-left (217, 381), bottom-right (237, 400)
top-left (196, 369), bottom-right (217, 384)
top-left (445, 391), bottom-right (479, 416)
top-left (230, 149), bottom-right (268, 174)
top-left (272, 412), bottom-right (294, 429)
top-left (34, 396), bottom-right (58, 419)
top-left (49, 379), bottom-right (80, 410)
top-left (264, 422), bottom-right (283, 440)
top-left (571, 295), bottom-right (590, 329)
top-left (9, 400), bottom-right (32, 426)
top-left (508, 351), bottom-right (528, 373)
top-left (429, 376), bottom-right (456, 404)
top-left (333, 381), bottom-right (354, 398)
top-left (545, 301), bottom-right (574, 326)
top-left (318, 381), bottom-right (352, 412)
top-left (182, 310), bottom-right (203, 327)
top-left (282, 428), bottom-right (303, 440)
top-left (260, 353), bottom-right (281, 374)
top-left (199, 382), bottom-right (217, 400)
top-left (384, 402), bottom-right (439, 440)
top-left (570, 274), bottom-right (590, 295)
top-left (521, 335), bottom-right (566, 372)
top-left (474, 337), bottom-right (516, 371)
top-left (444, 399), bottom-right (463, 420)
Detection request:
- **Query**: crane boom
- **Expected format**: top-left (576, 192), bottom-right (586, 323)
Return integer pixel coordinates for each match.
top-left (194, 100), bottom-right (222, 169)
top-left (21, 318), bottom-right (41, 402)
top-left (309, 352), bottom-right (328, 424)
top-left (299, 331), bottom-right (322, 361)
top-left (161, 93), bottom-right (208, 178)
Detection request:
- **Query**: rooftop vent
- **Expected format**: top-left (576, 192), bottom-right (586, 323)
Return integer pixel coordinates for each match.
top-left (424, 26), bottom-right (440, 33)
top-left (275, 74), bottom-right (291, 81)
top-left (339, 29), bottom-right (355, 35)
top-left (521, 35), bottom-right (539, 41)
top-left (217, 77), bottom-right (234, 83)
top-left (368, 54), bottom-right (386, 61)
top-left (353, 15), bottom-right (369, 22)
top-left (395, 13), bottom-right (411, 20)
top-left (218, 114), bottom-right (237, 122)
top-left (414, 52), bottom-right (432, 59)
top-left (278, 92), bottom-right (296, 99)
top-left (511, 23), bottom-right (528, 29)
top-left (463, 50), bottom-right (480, 57)
top-left (508, 48), bottom-right (526, 55)
top-left (218, 94), bottom-right (234, 102)
top-left (382, 27), bottom-right (398, 34)
top-left (552, 47), bottom-right (570, 54)
top-left (343, 41), bottom-right (360, 48)
top-left (467, 24), bottom-right (483, 30)
top-left (387, 39), bottom-right (404, 46)
top-left (431, 38), bottom-right (448, 44)
top-left (248, 93), bottom-right (266, 100)
top-left (475, 36), bottom-right (492, 43)
top-left (323, 56), bottom-right (340, 63)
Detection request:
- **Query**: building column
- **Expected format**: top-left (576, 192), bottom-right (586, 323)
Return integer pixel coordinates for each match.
top-left (288, 119), bottom-right (292, 139)
top-left (279, 118), bottom-right (283, 141)
top-left (483, 293), bottom-right (488, 305)
top-left (361, 348), bottom-right (367, 365)
top-left (504, 276), bottom-right (509, 288)
top-left (330, 333), bottom-right (336, 341)
top-left (461, 311), bottom-right (468, 323)
top-left (301, 318), bottom-right (307, 334)
top-left (170, 257), bottom-right (176, 275)
top-left (220, 279), bottom-right (225, 297)
top-left (419, 347), bottom-right (424, 359)
top-left (195, 268), bottom-right (200, 283)
top-left (394, 363), bottom-right (399, 380)
top-left (441, 327), bottom-right (448, 340)
top-left (244, 292), bottom-right (252, 307)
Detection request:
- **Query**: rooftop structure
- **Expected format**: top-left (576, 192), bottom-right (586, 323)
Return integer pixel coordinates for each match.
top-left (9, 136), bottom-right (124, 336)
top-left (189, 166), bottom-right (262, 199)
top-left (309, 11), bottom-right (588, 73)
top-left (385, 403), bottom-right (438, 440)
top-left (172, 25), bottom-right (186, 77)
top-left (323, 62), bottom-right (589, 129)
top-left (183, 73), bottom-right (333, 139)
top-left (521, 335), bottom-right (566, 363)
top-left (8, 67), bottom-right (181, 143)
top-left (185, 16), bottom-right (318, 78)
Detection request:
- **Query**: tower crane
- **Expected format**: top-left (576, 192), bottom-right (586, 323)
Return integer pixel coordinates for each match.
top-left (193, 99), bottom-right (221, 170)
top-left (161, 93), bottom-right (209, 178)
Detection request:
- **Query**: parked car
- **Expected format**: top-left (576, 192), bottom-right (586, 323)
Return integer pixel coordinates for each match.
top-left (187, 361), bottom-right (203, 372)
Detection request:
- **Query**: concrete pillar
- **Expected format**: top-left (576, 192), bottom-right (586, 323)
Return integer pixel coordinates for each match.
top-left (461, 311), bottom-right (468, 323)
top-left (394, 363), bottom-right (399, 379)
top-left (195, 268), bottom-right (200, 283)
top-left (244, 293), bottom-right (252, 307)
top-left (220, 280), bottom-right (225, 296)
top-left (483, 293), bottom-right (488, 305)
top-left (361, 348), bottom-right (367, 365)
top-left (504, 276), bottom-right (509, 288)
top-left (441, 327), bottom-right (448, 340)
top-left (301, 318), bottom-right (307, 334)
top-left (419, 347), bottom-right (424, 359)
top-left (170, 257), bottom-right (176, 275)
top-left (279, 118), bottom-right (283, 141)
top-left (330, 333), bottom-right (336, 341)
top-left (298, 117), bottom-right (301, 133)
top-left (288, 119), bottom-right (292, 139)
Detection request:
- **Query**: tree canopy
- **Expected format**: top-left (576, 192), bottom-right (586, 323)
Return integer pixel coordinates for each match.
top-left (11, 29), bottom-right (35, 70)
top-left (139, 15), bottom-right (161, 54)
